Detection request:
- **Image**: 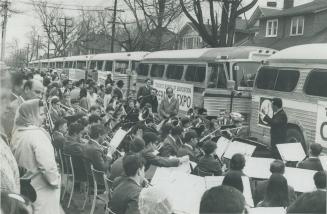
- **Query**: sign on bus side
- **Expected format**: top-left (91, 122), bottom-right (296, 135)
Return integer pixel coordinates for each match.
top-left (315, 101), bottom-right (327, 147)
top-left (153, 80), bottom-right (194, 112)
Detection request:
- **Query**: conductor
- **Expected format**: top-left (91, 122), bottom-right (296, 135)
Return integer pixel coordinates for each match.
top-left (260, 98), bottom-right (288, 159)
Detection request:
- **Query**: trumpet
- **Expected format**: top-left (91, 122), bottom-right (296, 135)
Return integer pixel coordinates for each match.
top-left (58, 103), bottom-right (75, 115)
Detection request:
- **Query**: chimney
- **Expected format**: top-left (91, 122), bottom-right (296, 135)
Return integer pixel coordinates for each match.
top-left (267, 1), bottom-right (277, 7)
top-left (284, 0), bottom-right (294, 9)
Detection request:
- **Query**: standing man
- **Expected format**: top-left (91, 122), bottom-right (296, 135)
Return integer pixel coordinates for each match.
top-left (159, 87), bottom-right (179, 119)
top-left (137, 78), bottom-right (151, 108)
top-left (260, 98), bottom-right (288, 159)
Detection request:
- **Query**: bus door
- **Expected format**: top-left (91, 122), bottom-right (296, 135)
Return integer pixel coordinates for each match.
top-left (113, 60), bottom-right (130, 92)
top-left (204, 63), bottom-right (230, 117)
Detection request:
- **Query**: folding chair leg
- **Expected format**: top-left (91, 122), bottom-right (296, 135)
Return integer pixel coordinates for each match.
top-left (82, 182), bottom-right (89, 209)
top-left (90, 185), bottom-right (97, 214)
top-left (67, 176), bottom-right (75, 208)
top-left (61, 175), bottom-right (68, 201)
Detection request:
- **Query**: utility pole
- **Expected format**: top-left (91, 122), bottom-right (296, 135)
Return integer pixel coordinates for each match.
top-left (47, 24), bottom-right (50, 59)
top-left (110, 0), bottom-right (118, 53)
top-left (1, 0), bottom-right (9, 61)
top-left (26, 44), bottom-right (29, 65)
top-left (36, 35), bottom-right (40, 59)
top-left (59, 17), bottom-right (73, 56)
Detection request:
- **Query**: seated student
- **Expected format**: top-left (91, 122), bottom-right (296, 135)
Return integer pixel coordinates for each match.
top-left (142, 132), bottom-right (185, 170)
top-left (314, 171), bottom-right (326, 191)
top-left (257, 174), bottom-right (289, 208)
top-left (138, 187), bottom-right (173, 214)
top-left (200, 185), bottom-right (246, 214)
top-left (287, 190), bottom-right (326, 213)
top-left (83, 124), bottom-right (111, 172)
top-left (222, 171), bottom-right (244, 193)
top-left (196, 140), bottom-right (222, 176)
top-left (159, 126), bottom-right (183, 157)
top-left (52, 118), bottom-right (67, 150)
top-left (88, 105), bottom-right (101, 117)
top-left (88, 114), bottom-right (102, 126)
top-left (177, 130), bottom-right (202, 163)
top-left (63, 123), bottom-right (85, 156)
top-left (224, 153), bottom-right (246, 176)
top-left (110, 154), bottom-right (146, 214)
top-left (49, 96), bottom-right (66, 123)
top-left (297, 143), bottom-right (323, 171)
top-left (110, 138), bottom-right (145, 180)
top-left (254, 160), bottom-right (296, 205)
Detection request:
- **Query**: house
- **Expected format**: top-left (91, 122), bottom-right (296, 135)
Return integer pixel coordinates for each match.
top-left (176, 18), bottom-right (251, 49)
top-left (241, 0), bottom-right (327, 50)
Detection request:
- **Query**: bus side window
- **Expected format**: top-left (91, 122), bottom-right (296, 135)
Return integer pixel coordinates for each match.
top-left (104, 61), bottom-right (113, 71)
top-left (150, 64), bottom-right (165, 77)
top-left (97, 61), bottom-right (104, 71)
top-left (305, 69), bottom-right (327, 97)
top-left (137, 63), bottom-right (150, 76)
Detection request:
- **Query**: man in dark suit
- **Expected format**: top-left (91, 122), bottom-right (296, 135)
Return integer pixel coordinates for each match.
top-left (52, 119), bottom-right (67, 150)
top-left (254, 160), bottom-right (297, 206)
top-left (137, 78), bottom-right (152, 107)
top-left (297, 143), bottom-right (323, 171)
top-left (63, 123), bottom-right (85, 157)
top-left (159, 126), bottom-right (183, 157)
top-left (261, 98), bottom-right (288, 159)
top-left (159, 87), bottom-right (179, 119)
top-left (83, 124), bottom-right (111, 172)
top-left (177, 130), bottom-right (202, 163)
top-left (197, 141), bottom-right (222, 176)
top-left (110, 154), bottom-right (145, 214)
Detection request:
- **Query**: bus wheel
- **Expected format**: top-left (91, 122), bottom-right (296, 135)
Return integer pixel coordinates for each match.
top-left (286, 127), bottom-right (307, 154)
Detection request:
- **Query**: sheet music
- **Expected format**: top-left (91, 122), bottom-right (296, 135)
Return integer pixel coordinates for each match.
top-left (276, 143), bottom-right (306, 162)
top-left (223, 141), bottom-right (256, 159)
top-left (107, 128), bottom-right (128, 156)
top-left (319, 156), bottom-right (327, 171)
top-left (243, 157), bottom-right (275, 179)
top-left (204, 176), bottom-right (254, 207)
top-left (284, 167), bottom-right (317, 192)
top-left (216, 137), bottom-right (230, 159)
top-left (249, 207), bottom-right (286, 214)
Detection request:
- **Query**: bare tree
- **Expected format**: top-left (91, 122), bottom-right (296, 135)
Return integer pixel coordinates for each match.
top-left (32, 0), bottom-right (77, 56)
top-left (180, 0), bottom-right (257, 47)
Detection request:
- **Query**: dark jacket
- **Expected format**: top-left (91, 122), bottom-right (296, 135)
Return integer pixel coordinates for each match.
top-left (52, 131), bottom-right (66, 150)
top-left (63, 136), bottom-right (85, 157)
top-left (197, 155), bottom-right (222, 176)
top-left (297, 157), bottom-right (323, 171)
top-left (263, 109), bottom-right (288, 145)
top-left (254, 178), bottom-right (297, 206)
top-left (159, 135), bottom-right (183, 157)
top-left (82, 139), bottom-right (111, 172)
top-left (110, 177), bottom-right (142, 214)
top-left (109, 156), bottom-right (124, 180)
top-left (137, 86), bottom-right (151, 102)
top-left (142, 148), bottom-right (179, 170)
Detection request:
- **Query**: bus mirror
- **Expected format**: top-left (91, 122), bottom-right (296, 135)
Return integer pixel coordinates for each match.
top-left (227, 80), bottom-right (235, 90)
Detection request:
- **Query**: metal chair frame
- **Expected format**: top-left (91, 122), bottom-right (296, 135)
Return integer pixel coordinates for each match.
top-left (62, 153), bottom-right (75, 208)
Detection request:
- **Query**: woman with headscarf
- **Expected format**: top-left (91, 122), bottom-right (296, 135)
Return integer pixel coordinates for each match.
top-left (11, 99), bottom-right (61, 214)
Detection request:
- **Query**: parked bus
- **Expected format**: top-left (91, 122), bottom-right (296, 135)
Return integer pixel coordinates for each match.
top-left (249, 43), bottom-right (327, 152)
top-left (136, 46), bottom-right (276, 117)
top-left (89, 52), bottom-right (149, 92)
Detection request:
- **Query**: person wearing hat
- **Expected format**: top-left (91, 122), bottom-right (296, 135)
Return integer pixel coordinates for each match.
top-left (296, 143), bottom-right (323, 171)
top-left (260, 97), bottom-right (288, 159)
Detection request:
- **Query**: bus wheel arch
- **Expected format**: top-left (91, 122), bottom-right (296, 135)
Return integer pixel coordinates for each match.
top-left (286, 124), bottom-right (308, 154)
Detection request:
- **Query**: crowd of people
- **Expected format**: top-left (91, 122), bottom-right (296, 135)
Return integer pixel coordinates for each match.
top-left (0, 69), bottom-right (326, 214)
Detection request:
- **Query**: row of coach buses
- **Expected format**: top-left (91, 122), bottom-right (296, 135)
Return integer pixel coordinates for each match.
top-left (29, 44), bottom-right (327, 152)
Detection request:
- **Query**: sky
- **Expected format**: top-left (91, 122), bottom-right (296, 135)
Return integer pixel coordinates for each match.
top-left (3, 0), bottom-right (314, 57)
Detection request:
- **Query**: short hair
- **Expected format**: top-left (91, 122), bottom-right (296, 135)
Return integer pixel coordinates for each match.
top-left (223, 171), bottom-right (244, 193)
top-left (117, 80), bottom-right (124, 88)
top-left (166, 87), bottom-right (173, 93)
top-left (184, 131), bottom-right (198, 143)
top-left (123, 154), bottom-right (145, 177)
top-left (270, 160), bottom-right (285, 174)
top-left (272, 98), bottom-right (283, 108)
top-left (200, 185), bottom-right (245, 214)
top-left (62, 79), bottom-right (69, 86)
top-left (310, 143), bottom-right (322, 156)
top-left (43, 77), bottom-right (51, 87)
top-left (68, 123), bottom-right (84, 136)
top-left (54, 119), bottom-right (67, 130)
top-left (89, 124), bottom-right (107, 140)
top-left (23, 80), bottom-right (33, 90)
top-left (129, 137), bottom-right (145, 153)
top-left (171, 126), bottom-right (183, 136)
top-left (314, 171), bottom-right (326, 189)
top-left (88, 114), bottom-right (102, 124)
top-left (143, 132), bottom-right (159, 146)
top-left (286, 191), bottom-right (326, 213)
top-left (202, 141), bottom-right (217, 155)
top-left (145, 78), bottom-right (151, 83)
top-left (89, 105), bottom-right (101, 112)
top-left (265, 174), bottom-right (289, 207)
top-left (230, 153), bottom-right (246, 170)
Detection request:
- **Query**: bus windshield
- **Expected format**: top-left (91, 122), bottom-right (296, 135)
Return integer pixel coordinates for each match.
top-left (232, 62), bottom-right (260, 89)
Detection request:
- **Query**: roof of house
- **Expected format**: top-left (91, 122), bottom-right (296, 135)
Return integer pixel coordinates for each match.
top-left (241, 27), bottom-right (327, 50)
top-left (262, 0), bottom-right (327, 19)
top-left (247, 6), bottom-right (281, 29)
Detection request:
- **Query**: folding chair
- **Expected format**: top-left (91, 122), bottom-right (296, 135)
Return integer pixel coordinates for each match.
top-left (62, 153), bottom-right (74, 208)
